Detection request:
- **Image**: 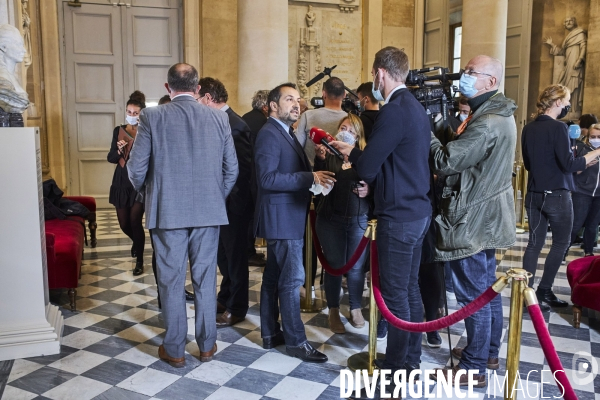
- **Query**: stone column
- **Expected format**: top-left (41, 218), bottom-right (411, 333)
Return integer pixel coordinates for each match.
top-left (237, 0), bottom-right (288, 114)
top-left (583, 0), bottom-right (599, 114)
top-left (461, 0), bottom-right (508, 91)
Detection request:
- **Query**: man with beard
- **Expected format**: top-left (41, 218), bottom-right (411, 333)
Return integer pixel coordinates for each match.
top-left (254, 83), bottom-right (335, 362)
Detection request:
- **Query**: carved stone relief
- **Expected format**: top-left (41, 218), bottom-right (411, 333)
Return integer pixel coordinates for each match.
top-left (22, 0), bottom-right (32, 68)
top-left (543, 16), bottom-right (587, 117)
top-left (297, 5), bottom-right (322, 99)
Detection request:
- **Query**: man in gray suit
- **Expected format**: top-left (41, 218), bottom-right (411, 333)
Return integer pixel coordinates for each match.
top-left (128, 63), bottom-right (238, 368)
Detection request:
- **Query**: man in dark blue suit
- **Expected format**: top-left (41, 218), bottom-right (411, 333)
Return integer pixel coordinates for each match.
top-left (198, 77), bottom-right (253, 327)
top-left (254, 83), bottom-right (334, 363)
top-left (332, 47), bottom-right (432, 390)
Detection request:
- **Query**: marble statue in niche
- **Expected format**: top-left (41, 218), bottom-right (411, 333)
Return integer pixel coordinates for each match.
top-left (297, 5), bottom-right (322, 99)
top-left (0, 24), bottom-right (29, 126)
top-left (22, 0), bottom-right (32, 68)
top-left (544, 16), bottom-right (587, 115)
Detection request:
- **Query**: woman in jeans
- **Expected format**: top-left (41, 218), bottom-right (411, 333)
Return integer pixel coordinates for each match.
top-left (314, 114), bottom-right (370, 334)
top-left (570, 124), bottom-right (600, 256)
top-left (521, 84), bottom-right (600, 309)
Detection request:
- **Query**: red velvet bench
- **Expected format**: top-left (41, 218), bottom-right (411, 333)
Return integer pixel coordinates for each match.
top-left (45, 196), bottom-right (97, 311)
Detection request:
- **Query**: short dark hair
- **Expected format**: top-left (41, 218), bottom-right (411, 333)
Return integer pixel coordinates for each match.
top-left (167, 63), bottom-right (198, 93)
top-left (356, 82), bottom-right (377, 103)
top-left (458, 95), bottom-right (469, 106)
top-left (158, 95), bottom-right (171, 105)
top-left (268, 83), bottom-right (297, 113)
top-left (323, 77), bottom-right (345, 99)
top-left (373, 46), bottom-right (410, 82)
top-left (580, 114), bottom-right (598, 129)
top-left (198, 77), bottom-right (229, 103)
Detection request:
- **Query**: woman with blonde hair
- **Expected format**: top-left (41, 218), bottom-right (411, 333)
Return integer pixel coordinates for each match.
top-left (570, 123), bottom-right (600, 256)
top-left (521, 85), bottom-right (600, 310)
top-left (314, 113), bottom-right (371, 334)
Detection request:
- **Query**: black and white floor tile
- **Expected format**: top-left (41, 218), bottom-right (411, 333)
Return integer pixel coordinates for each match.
top-left (0, 211), bottom-right (599, 399)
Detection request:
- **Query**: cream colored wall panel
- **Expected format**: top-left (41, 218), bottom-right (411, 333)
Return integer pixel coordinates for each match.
top-left (424, 28), bottom-right (441, 65)
top-left (425, 0), bottom-right (442, 22)
top-left (78, 159), bottom-right (114, 200)
top-left (134, 65), bottom-right (170, 103)
top-left (75, 63), bottom-right (116, 103)
top-left (73, 12), bottom-right (113, 55)
top-left (132, 0), bottom-right (178, 8)
top-left (382, 26), bottom-right (414, 55)
top-left (505, 35), bottom-right (521, 68)
top-left (132, 15), bottom-right (172, 56)
top-left (77, 112), bottom-right (116, 152)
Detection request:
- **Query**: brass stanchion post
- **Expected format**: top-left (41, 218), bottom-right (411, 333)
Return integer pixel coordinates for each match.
top-left (505, 268), bottom-right (530, 400)
top-left (347, 220), bottom-right (384, 374)
top-left (300, 203), bottom-right (325, 313)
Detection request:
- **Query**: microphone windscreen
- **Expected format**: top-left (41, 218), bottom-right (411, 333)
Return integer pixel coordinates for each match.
top-left (309, 127), bottom-right (333, 144)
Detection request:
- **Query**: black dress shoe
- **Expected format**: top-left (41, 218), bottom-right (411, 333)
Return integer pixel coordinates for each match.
top-left (263, 332), bottom-right (285, 349)
top-left (185, 289), bottom-right (194, 301)
top-left (536, 288), bottom-right (568, 307)
top-left (216, 311), bottom-right (245, 327)
top-left (132, 260), bottom-right (144, 276)
top-left (286, 342), bottom-right (328, 363)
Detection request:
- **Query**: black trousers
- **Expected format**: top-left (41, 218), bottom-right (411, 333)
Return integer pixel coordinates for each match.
top-left (217, 211), bottom-right (251, 317)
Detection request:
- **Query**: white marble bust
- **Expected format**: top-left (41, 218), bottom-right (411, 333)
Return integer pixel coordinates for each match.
top-left (0, 24), bottom-right (29, 114)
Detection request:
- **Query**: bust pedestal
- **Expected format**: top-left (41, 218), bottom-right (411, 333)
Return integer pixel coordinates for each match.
top-left (0, 127), bottom-right (63, 361)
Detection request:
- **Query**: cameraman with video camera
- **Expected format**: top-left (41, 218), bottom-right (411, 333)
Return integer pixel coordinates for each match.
top-left (331, 47), bottom-right (432, 390)
top-left (356, 82), bottom-right (380, 142)
top-left (429, 55), bottom-right (517, 386)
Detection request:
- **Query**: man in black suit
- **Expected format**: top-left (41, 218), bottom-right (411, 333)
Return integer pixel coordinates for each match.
top-left (198, 77), bottom-right (252, 327)
top-left (356, 82), bottom-right (380, 142)
top-left (254, 83), bottom-right (334, 362)
top-left (242, 90), bottom-right (270, 267)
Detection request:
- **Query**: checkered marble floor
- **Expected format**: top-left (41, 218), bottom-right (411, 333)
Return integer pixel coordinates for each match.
top-left (1, 210), bottom-right (599, 399)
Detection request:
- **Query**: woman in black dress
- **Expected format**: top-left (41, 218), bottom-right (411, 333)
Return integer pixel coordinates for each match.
top-left (107, 90), bottom-right (146, 275)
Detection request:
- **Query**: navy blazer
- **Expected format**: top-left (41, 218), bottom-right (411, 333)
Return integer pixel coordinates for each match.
top-left (225, 107), bottom-right (252, 215)
top-left (254, 118), bottom-right (313, 240)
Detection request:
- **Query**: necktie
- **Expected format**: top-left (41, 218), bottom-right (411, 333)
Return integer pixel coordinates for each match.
top-left (456, 114), bottom-right (472, 136)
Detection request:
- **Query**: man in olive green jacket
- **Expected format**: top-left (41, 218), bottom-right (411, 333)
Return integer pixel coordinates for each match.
top-left (429, 55), bottom-right (517, 386)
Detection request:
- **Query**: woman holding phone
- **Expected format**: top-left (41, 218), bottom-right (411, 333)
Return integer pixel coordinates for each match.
top-left (107, 90), bottom-right (146, 275)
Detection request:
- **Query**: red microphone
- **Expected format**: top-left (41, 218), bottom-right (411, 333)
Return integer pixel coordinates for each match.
top-left (309, 127), bottom-right (344, 160)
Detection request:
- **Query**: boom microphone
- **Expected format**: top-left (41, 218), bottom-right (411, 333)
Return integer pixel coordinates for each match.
top-left (309, 127), bottom-right (344, 160)
top-left (306, 73), bottom-right (325, 88)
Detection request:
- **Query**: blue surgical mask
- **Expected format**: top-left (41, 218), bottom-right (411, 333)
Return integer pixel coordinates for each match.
top-left (459, 113), bottom-right (468, 122)
top-left (126, 115), bottom-right (139, 125)
top-left (336, 131), bottom-right (356, 145)
top-left (372, 72), bottom-right (384, 102)
top-left (590, 138), bottom-right (600, 148)
top-left (569, 124), bottom-right (581, 140)
top-left (459, 73), bottom-right (479, 98)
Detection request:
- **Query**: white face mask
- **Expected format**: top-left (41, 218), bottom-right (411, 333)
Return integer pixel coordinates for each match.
top-left (459, 113), bottom-right (468, 122)
top-left (126, 115), bottom-right (139, 125)
top-left (590, 138), bottom-right (600, 148)
top-left (336, 131), bottom-right (356, 145)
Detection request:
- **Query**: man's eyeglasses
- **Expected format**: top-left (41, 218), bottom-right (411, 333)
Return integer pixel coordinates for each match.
top-left (462, 68), bottom-right (493, 78)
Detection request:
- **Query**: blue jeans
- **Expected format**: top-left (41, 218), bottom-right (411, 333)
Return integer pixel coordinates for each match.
top-left (260, 239), bottom-right (307, 347)
top-left (316, 213), bottom-right (368, 310)
top-left (377, 216), bottom-right (430, 370)
top-left (571, 192), bottom-right (600, 254)
top-left (449, 249), bottom-right (502, 375)
top-left (523, 190), bottom-right (573, 290)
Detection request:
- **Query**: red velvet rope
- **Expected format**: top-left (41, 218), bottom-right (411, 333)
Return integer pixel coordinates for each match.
top-left (527, 304), bottom-right (578, 400)
top-left (308, 210), bottom-right (370, 277)
top-left (370, 240), bottom-right (500, 332)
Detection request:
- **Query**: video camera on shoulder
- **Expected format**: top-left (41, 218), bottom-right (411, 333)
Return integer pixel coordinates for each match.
top-left (406, 66), bottom-right (461, 120)
top-left (310, 96), bottom-right (359, 115)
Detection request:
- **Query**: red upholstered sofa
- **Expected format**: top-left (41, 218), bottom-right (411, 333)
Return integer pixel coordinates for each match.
top-left (45, 196), bottom-right (97, 311)
top-left (567, 256), bottom-right (600, 328)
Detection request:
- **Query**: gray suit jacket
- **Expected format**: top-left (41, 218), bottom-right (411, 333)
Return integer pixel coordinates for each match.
top-left (128, 95), bottom-right (238, 230)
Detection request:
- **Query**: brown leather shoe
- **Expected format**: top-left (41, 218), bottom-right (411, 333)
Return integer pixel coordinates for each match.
top-left (216, 311), bottom-right (245, 327)
top-left (217, 302), bottom-right (226, 314)
top-left (430, 365), bottom-right (486, 387)
top-left (452, 347), bottom-right (499, 370)
top-left (158, 345), bottom-right (185, 368)
top-left (200, 343), bottom-right (217, 362)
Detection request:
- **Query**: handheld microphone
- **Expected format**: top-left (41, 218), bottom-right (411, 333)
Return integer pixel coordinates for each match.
top-left (309, 127), bottom-right (344, 160)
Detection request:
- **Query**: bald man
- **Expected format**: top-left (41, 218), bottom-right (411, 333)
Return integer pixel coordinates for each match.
top-left (429, 55), bottom-right (517, 386)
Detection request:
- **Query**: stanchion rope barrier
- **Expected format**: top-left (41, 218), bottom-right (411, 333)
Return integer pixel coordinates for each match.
top-left (308, 210), bottom-right (369, 277)
top-left (370, 240), bottom-right (505, 333)
top-left (525, 290), bottom-right (577, 400)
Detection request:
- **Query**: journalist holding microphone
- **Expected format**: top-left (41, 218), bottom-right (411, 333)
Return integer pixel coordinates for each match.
top-left (331, 47), bottom-right (432, 387)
